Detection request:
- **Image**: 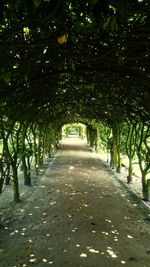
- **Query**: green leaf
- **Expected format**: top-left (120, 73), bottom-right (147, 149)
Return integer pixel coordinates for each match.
top-left (71, 63), bottom-right (75, 71)
top-left (92, 0), bottom-right (98, 5)
top-left (103, 16), bottom-right (118, 32)
top-left (103, 17), bottom-right (111, 31)
top-left (0, 72), bottom-right (10, 83)
top-left (32, 0), bottom-right (41, 8)
top-left (111, 16), bottom-right (118, 32)
top-left (91, 83), bottom-right (94, 91)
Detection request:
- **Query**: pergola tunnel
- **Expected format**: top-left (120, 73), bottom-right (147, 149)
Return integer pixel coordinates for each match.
top-left (0, 1), bottom-right (150, 266)
top-left (0, 0), bottom-right (150, 267)
top-left (0, 1), bottom-right (150, 203)
top-left (0, 120), bottom-right (149, 202)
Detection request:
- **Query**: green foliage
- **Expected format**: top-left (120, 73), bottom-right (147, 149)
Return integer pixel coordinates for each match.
top-left (0, 72), bottom-right (10, 83)
top-left (24, 147), bottom-right (33, 157)
top-left (32, 0), bottom-right (41, 8)
top-left (103, 15), bottom-right (118, 32)
top-left (98, 123), bottom-right (110, 150)
top-left (0, 0), bottom-right (149, 125)
top-left (0, 0), bottom-right (149, 200)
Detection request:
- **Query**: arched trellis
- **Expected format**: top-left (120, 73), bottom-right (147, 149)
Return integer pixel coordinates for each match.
top-left (0, 0), bottom-right (150, 202)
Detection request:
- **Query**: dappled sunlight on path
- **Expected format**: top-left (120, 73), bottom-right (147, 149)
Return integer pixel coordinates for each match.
top-left (0, 137), bottom-right (150, 267)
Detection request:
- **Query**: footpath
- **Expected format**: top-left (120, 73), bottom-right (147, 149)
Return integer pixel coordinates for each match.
top-left (0, 137), bottom-right (150, 267)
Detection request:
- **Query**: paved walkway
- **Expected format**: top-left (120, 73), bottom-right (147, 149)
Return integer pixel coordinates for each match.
top-left (0, 137), bottom-right (150, 267)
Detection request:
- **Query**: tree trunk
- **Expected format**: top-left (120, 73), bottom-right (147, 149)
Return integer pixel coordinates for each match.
top-left (12, 164), bottom-right (20, 202)
top-left (0, 177), bottom-right (4, 193)
top-left (127, 158), bottom-right (133, 183)
top-left (116, 151), bottom-right (121, 173)
top-left (27, 156), bottom-right (31, 185)
top-left (112, 146), bottom-right (117, 169)
top-left (0, 159), bottom-right (4, 193)
top-left (142, 175), bottom-right (150, 201)
top-left (22, 156), bottom-right (31, 186)
top-left (111, 123), bottom-right (118, 169)
top-left (96, 127), bottom-right (100, 152)
top-left (38, 140), bottom-right (44, 168)
top-left (22, 156), bottom-right (27, 184)
top-left (34, 140), bottom-right (38, 174)
top-left (5, 163), bottom-right (11, 185)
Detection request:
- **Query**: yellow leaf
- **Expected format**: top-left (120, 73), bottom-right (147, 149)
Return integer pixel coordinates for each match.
top-left (57, 33), bottom-right (68, 44)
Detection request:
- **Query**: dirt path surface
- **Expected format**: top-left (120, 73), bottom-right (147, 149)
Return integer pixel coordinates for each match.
top-left (0, 137), bottom-right (150, 267)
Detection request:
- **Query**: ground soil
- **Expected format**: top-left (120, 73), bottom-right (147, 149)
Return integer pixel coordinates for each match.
top-left (0, 137), bottom-right (150, 267)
